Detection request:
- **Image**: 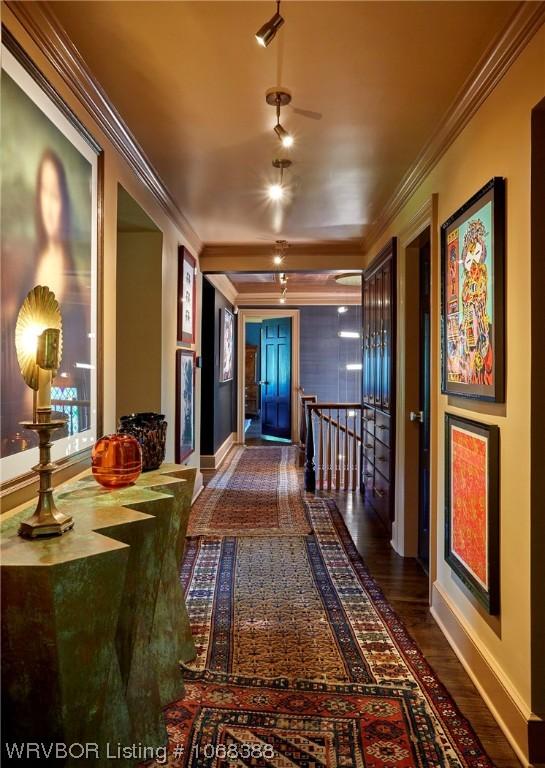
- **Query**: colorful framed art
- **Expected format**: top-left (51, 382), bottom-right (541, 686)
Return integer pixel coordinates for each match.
top-left (177, 246), bottom-right (196, 344)
top-left (441, 177), bottom-right (505, 401)
top-left (175, 349), bottom-right (195, 463)
top-left (219, 308), bottom-right (235, 383)
top-left (444, 413), bottom-right (500, 614)
top-left (0, 26), bottom-right (103, 487)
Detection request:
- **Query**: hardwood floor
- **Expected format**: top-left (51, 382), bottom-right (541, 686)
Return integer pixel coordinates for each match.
top-left (329, 489), bottom-right (521, 768)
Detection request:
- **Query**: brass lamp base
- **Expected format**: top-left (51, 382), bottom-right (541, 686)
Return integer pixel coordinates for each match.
top-left (18, 418), bottom-right (74, 539)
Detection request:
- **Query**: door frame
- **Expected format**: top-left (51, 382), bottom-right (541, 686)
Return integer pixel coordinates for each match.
top-left (393, 196), bottom-right (438, 601)
top-left (236, 309), bottom-right (301, 445)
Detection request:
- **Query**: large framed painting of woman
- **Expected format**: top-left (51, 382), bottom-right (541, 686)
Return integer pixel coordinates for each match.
top-left (441, 177), bottom-right (505, 402)
top-left (1, 28), bottom-right (103, 487)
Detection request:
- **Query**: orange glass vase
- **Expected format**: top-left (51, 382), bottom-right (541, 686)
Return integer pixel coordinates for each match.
top-left (92, 434), bottom-right (142, 489)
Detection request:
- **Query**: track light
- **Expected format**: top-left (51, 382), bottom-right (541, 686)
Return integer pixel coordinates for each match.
top-left (273, 255), bottom-right (283, 265)
top-left (266, 89), bottom-right (294, 148)
top-left (279, 273), bottom-right (287, 284)
top-left (267, 158), bottom-right (291, 202)
top-left (274, 123), bottom-right (294, 148)
top-left (256, 1), bottom-right (284, 47)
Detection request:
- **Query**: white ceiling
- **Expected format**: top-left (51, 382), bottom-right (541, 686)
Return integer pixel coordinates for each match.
top-left (52, 1), bottom-right (518, 244)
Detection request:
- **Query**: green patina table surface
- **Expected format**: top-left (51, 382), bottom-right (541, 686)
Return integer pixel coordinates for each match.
top-left (1, 464), bottom-right (197, 766)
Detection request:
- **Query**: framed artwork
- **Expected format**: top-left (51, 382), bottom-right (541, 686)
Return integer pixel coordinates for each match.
top-left (444, 414), bottom-right (500, 614)
top-left (219, 308), bottom-right (235, 383)
top-left (177, 247), bottom-right (196, 344)
top-left (0, 27), bottom-right (102, 486)
top-left (175, 349), bottom-right (195, 463)
top-left (441, 177), bottom-right (505, 401)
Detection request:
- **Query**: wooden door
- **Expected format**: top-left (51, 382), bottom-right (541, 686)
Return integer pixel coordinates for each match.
top-left (261, 318), bottom-right (292, 439)
top-left (245, 344), bottom-right (259, 417)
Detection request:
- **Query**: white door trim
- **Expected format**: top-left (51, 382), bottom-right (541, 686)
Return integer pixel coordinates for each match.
top-left (237, 309), bottom-right (301, 445)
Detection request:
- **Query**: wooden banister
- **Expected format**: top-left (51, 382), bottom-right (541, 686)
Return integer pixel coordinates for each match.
top-left (304, 402), bottom-right (362, 493)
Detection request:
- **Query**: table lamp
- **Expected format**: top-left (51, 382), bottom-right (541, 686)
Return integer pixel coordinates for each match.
top-left (15, 285), bottom-right (74, 538)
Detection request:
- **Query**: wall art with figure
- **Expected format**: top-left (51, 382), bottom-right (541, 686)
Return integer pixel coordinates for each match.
top-left (220, 308), bottom-right (234, 383)
top-left (441, 177), bottom-right (505, 401)
top-left (176, 349), bottom-right (195, 463)
top-left (1, 31), bottom-right (101, 484)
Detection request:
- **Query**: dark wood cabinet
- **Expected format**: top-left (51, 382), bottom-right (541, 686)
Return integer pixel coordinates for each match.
top-left (361, 239), bottom-right (396, 534)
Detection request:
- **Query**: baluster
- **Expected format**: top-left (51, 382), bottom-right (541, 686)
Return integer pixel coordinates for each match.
top-left (327, 409), bottom-right (332, 491)
top-left (335, 408), bottom-right (340, 490)
top-left (352, 411), bottom-right (358, 491)
top-left (342, 409), bottom-right (348, 490)
top-left (304, 405), bottom-right (316, 493)
top-left (318, 411), bottom-right (324, 490)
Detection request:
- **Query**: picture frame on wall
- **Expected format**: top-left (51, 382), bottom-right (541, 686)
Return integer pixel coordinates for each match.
top-left (0, 27), bottom-right (103, 487)
top-left (441, 177), bottom-right (505, 402)
top-left (219, 307), bottom-right (235, 383)
top-left (444, 413), bottom-right (500, 614)
top-left (177, 246), bottom-right (196, 344)
top-left (175, 349), bottom-right (195, 463)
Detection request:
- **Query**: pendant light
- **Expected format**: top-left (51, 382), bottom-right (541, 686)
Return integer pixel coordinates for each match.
top-left (267, 158), bottom-right (291, 201)
top-left (255, 0), bottom-right (284, 48)
top-left (266, 89), bottom-right (294, 148)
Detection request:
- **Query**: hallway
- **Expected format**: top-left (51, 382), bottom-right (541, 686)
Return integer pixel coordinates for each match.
top-left (160, 446), bottom-right (518, 766)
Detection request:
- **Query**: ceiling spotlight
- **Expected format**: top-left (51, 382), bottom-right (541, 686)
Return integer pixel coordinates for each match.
top-left (266, 89), bottom-right (294, 148)
top-left (279, 297), bottom-right (286, 304)
top-left (256, 1), bottom-right (284, 47)
top-left (267, 183), bottom-right (284, 201)
top-left (346, 363), bottom-right (363, 371)
top-left (279, 273), bottom-right (287, 284)
top-left (273, 255), bottom-right (283, 265)
top-left (337, 306), bottom-right (349, 314)
top-left (274, 123), bottom-right (294, 148)
top-left (267, 158), bottom-right (291, 202)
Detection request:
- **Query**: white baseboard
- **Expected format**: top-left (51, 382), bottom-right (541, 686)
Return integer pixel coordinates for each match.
top-left (431, 582), bottom-right (544, 767)
top-left (200, 432), bottom-right (236, 471)
top-left (191, 470), bottom-right (204, 505)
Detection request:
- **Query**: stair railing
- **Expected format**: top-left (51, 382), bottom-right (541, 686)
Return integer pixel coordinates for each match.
top-left (304, 401), bottom-right (362, 492)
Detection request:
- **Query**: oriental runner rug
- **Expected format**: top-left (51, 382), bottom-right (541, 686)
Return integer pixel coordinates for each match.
top-left (148, 454), bottom-right (495, 767)
top-left (187, 446), bottom-right (311, 537)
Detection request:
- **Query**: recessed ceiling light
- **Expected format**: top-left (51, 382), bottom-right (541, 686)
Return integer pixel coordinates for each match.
top-left (255, 1), bottom-right (284, 47)
top-left (338, 331), bottom-right (360, 339)
top-left (337, 306), bottom-right (349, 314)
top-left (346, 363), bottom-right (362, 371)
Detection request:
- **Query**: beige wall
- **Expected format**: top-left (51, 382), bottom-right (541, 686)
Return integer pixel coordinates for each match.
top-left (116, 231), bottom-right (163, 420)
top-left (363, 26), bottom-right (545, 761)
top-left (2, 6), bottom-right (203, 489)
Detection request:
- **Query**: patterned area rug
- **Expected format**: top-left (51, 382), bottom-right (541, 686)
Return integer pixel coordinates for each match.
top-left (187, 446), bottom-right (311, 537)
top-left (151, 454), bottom-right (495, 767)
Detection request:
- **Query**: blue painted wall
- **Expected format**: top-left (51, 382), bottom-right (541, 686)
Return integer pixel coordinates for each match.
top-left (300, 306), bottom-right (361, 403)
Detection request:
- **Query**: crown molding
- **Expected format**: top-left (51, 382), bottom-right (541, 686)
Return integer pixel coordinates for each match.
top-left (363, 1), bottom-right (545, 254)
top-left (5, 0), bottom-right (202, 256)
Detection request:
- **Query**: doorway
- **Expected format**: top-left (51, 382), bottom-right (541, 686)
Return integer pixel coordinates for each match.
top-left (237, 309), bottom-right (300, 445)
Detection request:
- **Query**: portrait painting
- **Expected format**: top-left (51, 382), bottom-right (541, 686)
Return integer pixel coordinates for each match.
top-left (177, 247), bottom-right (196, 344)
top-left (444, 414), bottom-right (499, 614)
top-left (176, 349), bottom-right (195, 463)
top-left (220, 308), bottom-right (234, 383)
top-left (1, 32), bottom-right (101, 484)
top-left (441, 177), bottom-right (505, 401)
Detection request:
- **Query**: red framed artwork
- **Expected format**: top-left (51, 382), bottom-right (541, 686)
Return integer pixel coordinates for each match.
top-left (177, 246), bottom-right (196, 344)
top-left (175, 349), bottom-right (195, 463)
top-left (444, 413), bottom-right (500, 614)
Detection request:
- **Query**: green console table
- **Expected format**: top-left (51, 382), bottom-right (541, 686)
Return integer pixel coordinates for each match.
top-left (1, 464), bottom-right (197, 765)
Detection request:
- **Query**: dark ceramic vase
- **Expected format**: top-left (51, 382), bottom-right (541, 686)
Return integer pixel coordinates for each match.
top-left (118, 412), bottom-right (167, 472)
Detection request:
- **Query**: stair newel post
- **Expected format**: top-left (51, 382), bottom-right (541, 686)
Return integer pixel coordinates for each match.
top-left (304, 404), bottom-right (316, 493)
